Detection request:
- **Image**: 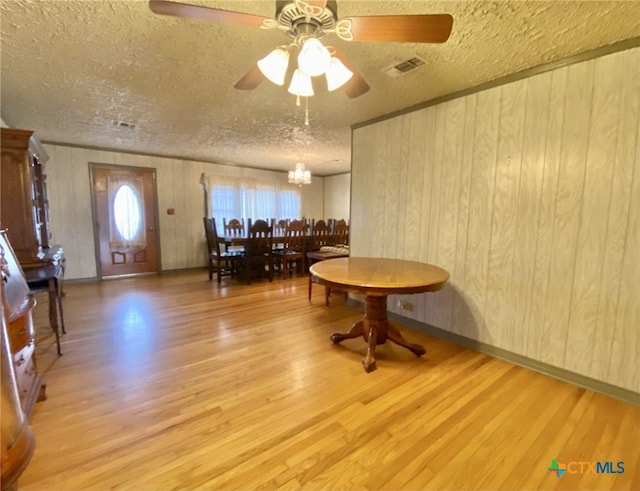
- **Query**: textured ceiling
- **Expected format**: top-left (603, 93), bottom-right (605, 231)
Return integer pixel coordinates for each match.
top-left (1, 0), bottom-right (639, 176)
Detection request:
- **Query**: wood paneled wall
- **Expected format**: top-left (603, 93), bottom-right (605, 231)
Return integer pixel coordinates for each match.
top-left (42, 146), bottom-right (325, 279)
top-left (351, 47), bottom-right (639, 392)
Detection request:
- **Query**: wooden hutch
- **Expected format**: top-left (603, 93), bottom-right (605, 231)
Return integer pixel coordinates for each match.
top-left (1, 128), bottom-right (65, 356)
top-left (1, 230), bottom-right (41, 490)
top-left (0, 128), bottom-right (64, 268)
top-left (0, 127), bottom-right (61, 488)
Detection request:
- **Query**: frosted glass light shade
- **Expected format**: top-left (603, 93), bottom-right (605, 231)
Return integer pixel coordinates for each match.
top-left (287, 69), bottom-right (314, 97)
top-left (325, 57), bottom-right (353, 91)
top-left (288, 163), bottom-right (312, 186)
top-left (257, 48), bottom-right (290, 86)
top-left (298, 38), bottom-right (331, 77)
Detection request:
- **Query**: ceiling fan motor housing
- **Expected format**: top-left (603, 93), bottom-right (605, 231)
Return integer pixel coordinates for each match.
top-left (275, 0), bottom-right (338, 39)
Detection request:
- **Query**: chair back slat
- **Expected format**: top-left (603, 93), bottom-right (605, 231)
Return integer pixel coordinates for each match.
top-left (223, 218), bottom-right (245, 236)
top-left (333, 219), bottom-right (349, 246)
top-left (284, 220), bottom-right (306, 253)
top-left (310, 219), bottom-right (331, 250)
top-left (246, 219), bottom-right (273, 255)
top-left (274, 219), bottom-right (289, 236)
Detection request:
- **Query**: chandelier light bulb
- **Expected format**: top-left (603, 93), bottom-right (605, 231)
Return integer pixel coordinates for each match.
top-left (298, 38), bottom-right (331, 77)
top-left (288, 163), bottom-right (312, 186)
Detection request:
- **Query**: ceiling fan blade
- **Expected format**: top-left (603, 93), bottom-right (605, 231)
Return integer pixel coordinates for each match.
top-left (337, 14), bottom-right (453, 43)
top-left (149, 0), bottom-right (271, 28)
top-left (234, 66), bottom-right (265, 90)
top-left (331, 47), bottom-right (370, 98)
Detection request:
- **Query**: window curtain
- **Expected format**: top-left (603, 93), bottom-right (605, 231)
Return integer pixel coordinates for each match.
top-left (108, 175), bottom-right (146, 248)
top-left (201, 174), bottom-right (301, 233)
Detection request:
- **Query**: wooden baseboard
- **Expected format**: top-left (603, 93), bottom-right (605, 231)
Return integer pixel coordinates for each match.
top-left (387, 310), bottom-right (640, 407)
top-left (345, 299), bottom-right (640, 407)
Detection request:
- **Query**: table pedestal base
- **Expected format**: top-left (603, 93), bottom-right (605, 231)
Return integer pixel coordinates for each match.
top-left (330, 295), bottom-right (426, 372)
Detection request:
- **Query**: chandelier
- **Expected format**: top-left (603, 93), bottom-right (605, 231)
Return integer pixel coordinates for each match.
top-left (288, 163), bottom-right (312, 186)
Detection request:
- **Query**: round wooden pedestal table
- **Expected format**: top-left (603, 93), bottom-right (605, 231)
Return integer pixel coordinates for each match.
top-left (309, 257), bottom-right (450, 372)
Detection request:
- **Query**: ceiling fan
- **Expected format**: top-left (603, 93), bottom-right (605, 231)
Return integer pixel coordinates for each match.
top-left (149, 0), bottom-right (453, 99)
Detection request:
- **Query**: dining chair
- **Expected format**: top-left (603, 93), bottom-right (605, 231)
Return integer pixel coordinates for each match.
top-left (238, 219), bottom-right (274, 284)
top-left (273, 219), bottom-right (306, 277)
top-left (306, 219), bottom-right (351, 305)
top-left (309, 219), bottom-right (330, 250)
top-left (274, 219), bottom-right (289, 235)
top-left (203, 217), bottom-right (242, 283)
top-left (223, 217), bottom-right (245, 253)
top-left (272, 218), bottom-right (289, 257)
top-left (223, 217), bottom-right (245, 235)
top-left (332, 219), bottom-right (349, 246)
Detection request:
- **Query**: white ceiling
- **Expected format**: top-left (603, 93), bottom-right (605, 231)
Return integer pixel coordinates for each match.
top-left (1, 1), bottom-right (639, 176)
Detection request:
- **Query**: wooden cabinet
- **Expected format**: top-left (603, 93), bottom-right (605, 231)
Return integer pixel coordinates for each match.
top-left (1, 230), bottom-right (38, 490)
top-left (0, 230), bottom-right (45, 419)
top-left (0, 128), bottom-right (52, 267)
top-left (1, 298), bottom-right (36, 491)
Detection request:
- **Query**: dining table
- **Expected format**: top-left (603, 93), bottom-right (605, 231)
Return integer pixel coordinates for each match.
top-left (309, 257), bottom-right (450, 372)
top-left (221, 233), bottom-right (286, 247)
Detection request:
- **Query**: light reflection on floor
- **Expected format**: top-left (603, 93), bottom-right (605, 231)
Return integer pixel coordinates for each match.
top-left (109, 291), bottom-right (159, 385)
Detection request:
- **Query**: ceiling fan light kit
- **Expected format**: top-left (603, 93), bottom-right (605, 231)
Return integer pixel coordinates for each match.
top-left (288, 69), bottom-right (314, 97)
top-left (257, 47), bottom-right (290, 86)
top-left (297, 38), bottom-right (331, 77)
top-left (325, 56), bottom-right (353, 91)
top-left (149, 0), bottom-right (453, 100)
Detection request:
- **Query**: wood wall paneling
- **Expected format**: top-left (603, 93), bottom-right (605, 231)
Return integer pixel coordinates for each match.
top-left (526, 69), bottom-right (565, 363)
top-left (404, 111), bottom-right (427, 262)
top-left (464, 88), bottom-right (501, 345)
top-left (383, 118), bottom-right (402, 260)
top-left (566, 53), bottom-right (621, 379)
top-left (451, 95), bottom-right (477, 339)
top-left (351, 47), bottom-right (640, 392)
top-left (544, 61), bottom-right (593, 369)
top-left (607, 50), bottom-right (640, 392)
top-left (485, 82), bottom-right (525, 354)
top-left (515, 74), bottom-right (551, 361)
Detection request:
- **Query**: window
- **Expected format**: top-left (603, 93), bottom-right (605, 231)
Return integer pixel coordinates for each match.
top-left (202, 174), bottom-right (301, 233)
top-left (108, 175), bottom-right (146, 248)
top-left (113, 184), bottom-right (142, 241)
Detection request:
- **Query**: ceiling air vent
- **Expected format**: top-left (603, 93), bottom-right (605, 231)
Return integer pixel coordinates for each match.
top-left (109, 120), bottom-right (137, 130)
top-left (382, 56), bottom-right (426, 78)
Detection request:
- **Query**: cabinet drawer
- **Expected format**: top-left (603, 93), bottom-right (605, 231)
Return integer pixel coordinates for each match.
top-left (8, 310), bottom-right (35, 352)
top-left (13, 343), bottom-right (39, 410)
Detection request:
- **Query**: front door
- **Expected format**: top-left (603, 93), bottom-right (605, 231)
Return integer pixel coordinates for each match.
top-left (92, 165), bottom-right (159, 278)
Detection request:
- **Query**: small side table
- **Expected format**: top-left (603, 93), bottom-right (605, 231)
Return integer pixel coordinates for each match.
top-left (24, 264), bottom-right (65, 356)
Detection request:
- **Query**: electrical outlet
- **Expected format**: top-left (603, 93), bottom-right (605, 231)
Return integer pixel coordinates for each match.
top-left (397, 300), bottom-right (414, 312)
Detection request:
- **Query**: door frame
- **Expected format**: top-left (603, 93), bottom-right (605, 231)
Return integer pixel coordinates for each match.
top-left (89, 162), bottom-right (161, 279)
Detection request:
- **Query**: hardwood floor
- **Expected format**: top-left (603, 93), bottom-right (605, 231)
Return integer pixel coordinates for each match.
top-left (19, 270), bottom-right (639, 491)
